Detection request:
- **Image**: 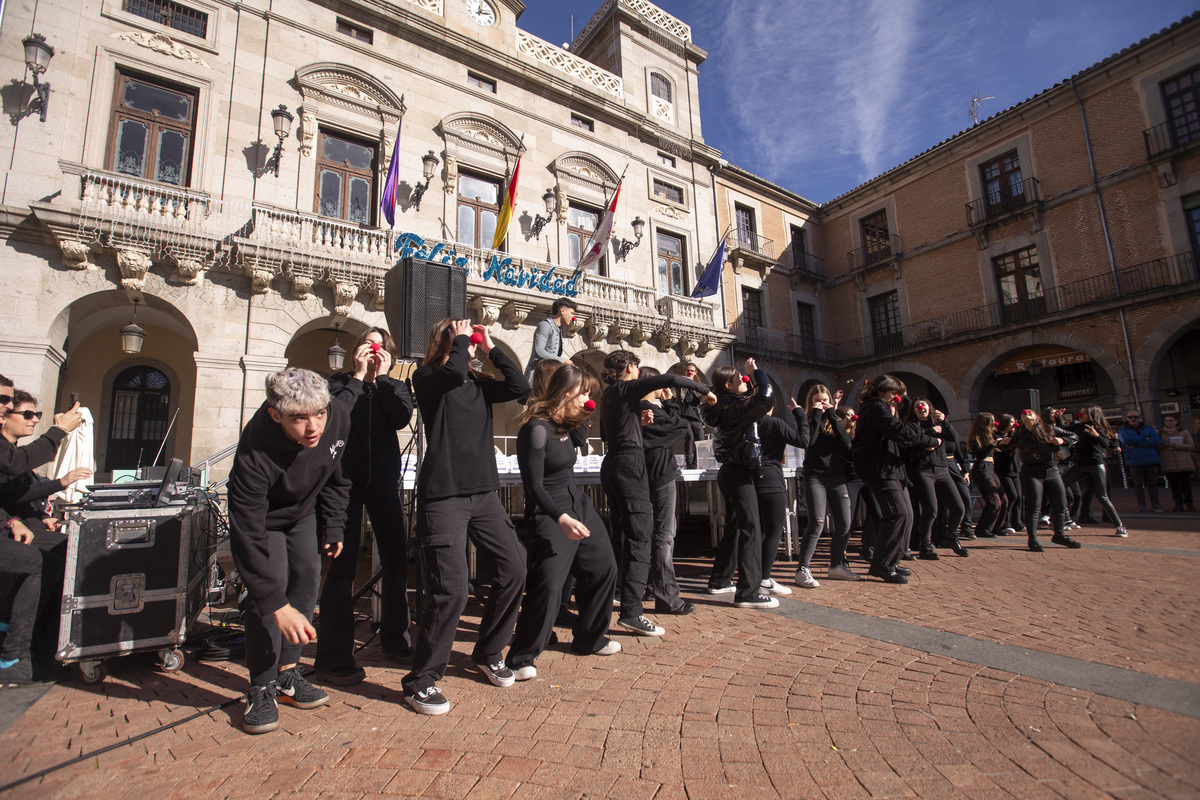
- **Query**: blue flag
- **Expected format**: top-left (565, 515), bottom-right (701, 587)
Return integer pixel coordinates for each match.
top-left (380, 120), bottom-right (402, 227)
top-left (691, 235), bottom-right (726, 299)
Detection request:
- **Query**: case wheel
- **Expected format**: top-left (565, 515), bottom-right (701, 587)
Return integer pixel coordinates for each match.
top-left (159, 649), bottom-right (185, 673)
top-left (77, 661), bottom-right (106, 684)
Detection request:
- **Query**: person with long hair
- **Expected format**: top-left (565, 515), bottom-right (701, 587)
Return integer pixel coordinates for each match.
top-left (599, 350), bottom-right (715, 636)
top-left (993, 413), bottom-right (1021, 536)
top-left (904, 399), bottom-right (968, 558)
top-left (794, 385), bottom-right (857, 587)
top-left (401, 318), bottom-right (529, 716)
top-left (508, 365), bottom-right (619, 680)
top-left (756, 397), bottom-right (808, 593)
top-left (967, 412), bottom-right (1008, 539)
top-left (316, 328), bottom-right (414, 686)
top-left (1159, 413), bottom-right (1196, 513)
top-left (1010, 409), bottom-right (1081, 552)
top-left (851, 375), bottom-right (940, 584)
top-left (1062, 406), bottom-right (1128, 536)
top-left (701, 359), bottom-right (780, 608)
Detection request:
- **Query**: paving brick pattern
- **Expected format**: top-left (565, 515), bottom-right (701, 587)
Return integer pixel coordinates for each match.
top-left (1, 513), bottom-right (1197, 798)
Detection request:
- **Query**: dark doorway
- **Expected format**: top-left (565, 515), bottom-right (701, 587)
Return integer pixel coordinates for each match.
top-left (106, 365), bottom-right (171, 471)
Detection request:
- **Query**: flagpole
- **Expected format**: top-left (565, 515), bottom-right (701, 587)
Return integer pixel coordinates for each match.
top-left (573, 165), bottom-right (628, 276)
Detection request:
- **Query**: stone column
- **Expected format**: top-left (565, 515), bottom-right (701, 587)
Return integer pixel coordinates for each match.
top-left (190, 352), bottom-right (252, 487)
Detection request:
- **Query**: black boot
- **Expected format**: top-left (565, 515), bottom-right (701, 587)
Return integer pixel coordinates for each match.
top-left (1028, 534), bottom-right (1044, 553)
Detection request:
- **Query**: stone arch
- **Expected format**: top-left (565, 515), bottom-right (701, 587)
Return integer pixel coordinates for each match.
top-left (295, 63), bottom-right (405, 119)
top-left (960, 332), bottom-right (1128, 412)
top-left (54, 290), bottom-right (199, 354)
top-left (1136, 302), bottom-right (1200, 406)
top-left (791, 369), bottom-right (837, 405)
top-left (874, 360), bottom-right (960, 417)
top-left (440, 112), bottom-right (523, 167)
top-left (553, 151), bottom-right (621, 200)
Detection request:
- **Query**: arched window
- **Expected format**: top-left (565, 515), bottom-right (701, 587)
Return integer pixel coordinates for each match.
top-left (106, 365), bottom-right (171, 471)
top-left (651, 73), bottom-right (672, 103)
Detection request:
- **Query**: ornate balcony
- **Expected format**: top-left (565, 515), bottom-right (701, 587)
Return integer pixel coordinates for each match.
top-left (728, 228), bottom-right (775, 276)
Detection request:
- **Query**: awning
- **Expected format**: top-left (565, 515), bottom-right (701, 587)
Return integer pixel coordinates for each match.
top-left (994, 346), bottom-right (1091, 376)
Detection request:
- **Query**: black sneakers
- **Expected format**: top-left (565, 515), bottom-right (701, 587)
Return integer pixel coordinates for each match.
top-left (733, 593), bottom-right (779, 608)
top-left (406, 685), bottom-right (450, 715)
top-left (0, 660), bottom-right (34, 687)
top-left (1051, 534), bottom-right (1083, 549)
top-left (276, 667), bottom-right (330, 709)
top-left (243, 683), bottom-right (279, 734)
top-left (475, 658), bottom-right (516, 688)
top-left (617, 615), bottom-right (666, 636)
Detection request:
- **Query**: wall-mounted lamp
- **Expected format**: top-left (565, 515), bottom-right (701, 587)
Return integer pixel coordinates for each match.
top-left (120, 298), bottom-right (146, 355)
top-left (327, 323), bottom-right (346, 372)
top-left (1027, 358), bottom-right (1043, 377)
top-left (267, 104), bottom-right (294, 178)
top-left (20, 33), bottom-right (54, 122)
top-left (530, 189), bottom-right (558, 238)
top-left (613, 216), bottom-right (645, 261)
top-left (410, 150), bottom-right (440, 209)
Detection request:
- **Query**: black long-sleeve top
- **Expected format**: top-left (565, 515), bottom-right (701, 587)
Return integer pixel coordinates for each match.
top-left (517, 418), bottom-right (586, 522)
top-left (799, 408), bottom-right (852, 481)
top-left (994, 436), bottom-right (1019, 477)
top-left (1010, 425), bottom-right (1076, 468)
top-left (329, 372), bottom-right (413, 488)
top-left (641, 400), bottom-right (689, 488)
top-left (852, 396), bottom-right (939, 483)
top-left (758, 409), bottom-right (809, 493)
top-left (0, 471), bottom-right (64, 519)
top-left (700, 369), bottom-right (774, 469)
top-left (411, 337), bottom-right (529, 500)
top-left (0, 427), bottom-right (66, 476)
top-left (228, 401), bottom-right (352, 616)
top-left (600, 374), bottom-right (709, 453)
top-left (1068, 421), bottom-right (1111, 466)
top-left (906, 418), bottom-right (958, 472)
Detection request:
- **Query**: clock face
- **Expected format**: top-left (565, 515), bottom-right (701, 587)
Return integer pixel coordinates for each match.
top-left (466, 0), bottom-right (497, 27)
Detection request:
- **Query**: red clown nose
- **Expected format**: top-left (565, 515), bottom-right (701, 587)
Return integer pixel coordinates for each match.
top-left (742, 375), bottom-right (751, 383)
top-left (572, 316), bottom-right (577, 323)
top-left (852, 414), bottom-right (859, 421)
top-left (891, 396), bottom-right (902, 405)
top-left (994, 422), bottom-right (1001, 428)
top-left (584, 399), bottom-right (596, 411)
top-left (370, 343), bottom-right (382, 353)
top-left (470, 332), bottom-right (483, 344)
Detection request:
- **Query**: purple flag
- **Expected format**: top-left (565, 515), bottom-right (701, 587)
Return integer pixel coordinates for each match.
top-left (380, 121), bottom-right (402, 227)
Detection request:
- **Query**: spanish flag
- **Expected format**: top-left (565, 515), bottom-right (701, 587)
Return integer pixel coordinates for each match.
top-left (491, 155), bottom-right (521, 251)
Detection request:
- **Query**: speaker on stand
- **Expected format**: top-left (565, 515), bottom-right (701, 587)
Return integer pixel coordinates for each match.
top-left (1002, 388), bottom-right (1041, 417)
top-left (384, 257), bottom-right (470, 360)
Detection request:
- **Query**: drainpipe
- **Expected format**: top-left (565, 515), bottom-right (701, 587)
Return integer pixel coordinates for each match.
top-left (1069, 77), bottom-right (1141, 413)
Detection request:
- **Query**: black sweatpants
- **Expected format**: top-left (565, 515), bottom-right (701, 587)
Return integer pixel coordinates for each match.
top-left (1021, 465), bottom-right (1067, 540)
top-left (863, 478), bottom-right (913, 573)
top-left (402, 492), bottom-right (526, 696)
top-left (317, 481), bottom-right (411, 671)
top-left (711, 463), bottom-right (763, 602)
top-left (970, 462), bottom-right (1007, 537)
top-left (0, 536), bottom-right (42, 663)
top-left (908, 468), bottom-right (964, 551)
top-left (508, 496), bottom-right (616, 668)
top-left (600, 450), bottom-right (655, 619)
top-left (243, 516), bottom-right (320, 687)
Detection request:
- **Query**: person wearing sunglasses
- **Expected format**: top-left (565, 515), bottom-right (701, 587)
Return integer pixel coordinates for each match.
top-left (0, 374), bottom-right (83, 477)
top-left (1117, 410), bottom-right (1164, 513)
top-left (0, 391), bottom-right (93, 519)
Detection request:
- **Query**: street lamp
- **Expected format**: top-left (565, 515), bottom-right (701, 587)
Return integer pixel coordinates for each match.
top-left (119, 298), bottom-right (146, 355)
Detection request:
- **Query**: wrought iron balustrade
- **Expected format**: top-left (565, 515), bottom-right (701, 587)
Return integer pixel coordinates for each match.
top-left (782, 247), bottom-right (826, 280)
top-left (847, 234), bottom-right (901, 270)
top-left (965, 177), bottom-right (1041, 226)
top-left (1143, 120), bottom-right (1200, 160)
top-left (728, 228), bottom-right (775, 260)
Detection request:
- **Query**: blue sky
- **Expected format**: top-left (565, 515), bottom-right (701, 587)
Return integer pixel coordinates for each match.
top-left (518, 0), bottom-right (1198, 204)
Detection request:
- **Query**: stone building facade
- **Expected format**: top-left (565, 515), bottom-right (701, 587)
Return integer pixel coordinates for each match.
top-left (0, 0), bottom-right (732, 477)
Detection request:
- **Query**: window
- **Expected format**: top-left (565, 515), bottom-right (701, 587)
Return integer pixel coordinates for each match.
top-left (1162, 65), bottom-right (1200, 147)
top-left (657, 152), bottom-right (676, 169)
top-left (457, 172), bottom-right (500, 250)
top-left (656, 231), bottom-right (686, 295)
top-left (315, 131), bottom-right (376, 225)
top-left (653, 178), bottom-right (684, 205)
top-left (859, 210), bottom-right (892, 265)
top-left (122, 0), bottom-right (207, 38)
top-left (570, 114), bottom-right (594, 132)
top-left (651, 73), bottom-right (672, 103)
top-left (1185, 193), bottom-right (1200, 259)
top-left (735, 204), bottom-right (757, 252)
top-left (467, 72), bottom-right (496, 93)
top-left (795, 302), bottom-right (816, 357)
top-left (980, 151), bottom-right (1024, 215)
top-left (993, 246), bottom-right (1045, 323)
top-left (336, 18), bottom-right (373, 44)
top-left (868, 291), bottom-right (902, 353)
top-left (789, 225), bottom-right (808, 270)
top-left (106, 366), bottom-right (171, 471)
top-left (107, 73), bottom-right (197, 186)
top-left (742, 288), bottom-right (763, 329)
top-left (1055, 362), bottom-right (1098, 400)
top-left (567, 204), bottom-right (606, 275)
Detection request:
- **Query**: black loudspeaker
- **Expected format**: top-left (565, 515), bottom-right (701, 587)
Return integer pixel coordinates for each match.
top-left (384, 257), bottom-right (469, 360)
top-left (1002, 388), bottom-right (1041, 417)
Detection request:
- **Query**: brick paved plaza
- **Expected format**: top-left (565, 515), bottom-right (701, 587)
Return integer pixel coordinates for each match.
top-left (1, 500), bottom-right (1197, 799)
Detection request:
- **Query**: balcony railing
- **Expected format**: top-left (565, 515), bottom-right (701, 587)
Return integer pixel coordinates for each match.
top-left (781, 247), bottom-right (827, 281)
top-left (729, 228), bottom-right (775, 260)
top-left (732, 323), bottom-right (840, 363)
top-left (1144, 120), bottom-right (1200, 160)
top-left (848, 234), bottom-right (901, 271)
top-left (965, 177), bottom-right (1041, 227)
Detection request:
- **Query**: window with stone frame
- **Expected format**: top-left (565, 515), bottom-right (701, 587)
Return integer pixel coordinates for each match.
top-left (651, 72), bottom-right (673, 103)
top-left (742, 287), bottom-right (764, 329)
top-left (315, 130), bottom-right (377, 226)
top-left (980, 151), bottom-right (1024, 215)
top-left (656, 230), bottom-right (687, 295)
top-left (868, 290), bottom-right (903, 353)
top-left (653, 178), bottom-right (684, 204)
top-left (795, 301), bottom-right (816, 357)
top-left (1185, 193), bottom-right (1200, 259)
top-left (107, 72), bottom-right (197, 187)
top-left (1162, 65), bottom-right (1200, 147)
top-left (122, 0), bottom-right (208, 39)
top-left (993, 246), bottom-right (1045, 323)
top-left (859, 209), bottom-right (893, 264)
top-left (457, 172), bottom-right (500, 250)
top-left (567, 203), bottom-right (606, 275)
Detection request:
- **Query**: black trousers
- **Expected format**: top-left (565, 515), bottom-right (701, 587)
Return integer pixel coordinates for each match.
top-left (317, 481), bottom-right (411, 671)
top-left (0, 536), bottom-right (42, 663)
top-left (970, 462), bottom-right (1007, 537)
top-left (600, 450), bottom-right (654, 619)
top-left (508, 495), bottom-right (616, 668)
top-left (1001, 475), bottom-right (1022, 530)
top-left (242, 516), bottom-right (320, 687)
top-left (402, 492), bottom-right (526, 695)
top-left (711, 463), bottom-right (763, 602)
top-left (756, 488), bottom-right (788, 582)
top-left (1021, 465), bottom-right (1067, 539)
top-left (908, 468), bottom-right (964, 550)
top-left (863, 478), bottom-right (913, 572)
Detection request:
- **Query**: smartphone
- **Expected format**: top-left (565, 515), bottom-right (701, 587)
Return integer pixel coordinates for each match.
top-left (69, 392), bottom-right (79, 407)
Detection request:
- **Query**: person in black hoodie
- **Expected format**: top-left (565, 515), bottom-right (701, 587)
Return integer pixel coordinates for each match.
top-left (757, 400), bottom-right (808, 594)
top-left (993, 413), bottom-right (1022, 535)
top-left (966, 412), bottom-right (1008, 539)
top-left (676, 363), bottom-right (707, 468)
top-left (315, 328), bottom-right (414, 687)
top-left (795, 385), bottom-right (858, 586)
top-left (401, 318), bottom-right (529, 716)
top-left (1010, 409), bottom-right (1081, 552)
top-left (1062, 405), bottom-right (1126, 537)
top-left (228, 368), bottom-right (352, 735)
top-left (600, 350), bottom-right (715, 636)
top-left (701, 359), bottom-right (778, 608)
top-left (851, 375), bottom-right (940, 584)
top-left (904, 399), bottom-right (968, 559)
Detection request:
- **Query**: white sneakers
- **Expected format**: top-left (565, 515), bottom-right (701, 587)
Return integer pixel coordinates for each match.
top-left (760, 578), bottom-right (792, 596)
top-left (794, 566), bottom-right (820, 589)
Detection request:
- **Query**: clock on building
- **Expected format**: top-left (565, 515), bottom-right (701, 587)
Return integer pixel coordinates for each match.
top-left (466, 0), bottom-right (497, 27)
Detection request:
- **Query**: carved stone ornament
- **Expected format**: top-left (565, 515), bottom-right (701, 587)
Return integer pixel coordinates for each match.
top-left (112, 31), bottom-right (210, 68)
top-left (248, 269), bottom-right (273, 294)
top-left (117, 249), bottom-right (152, 293)
top-left (469, 296), bottom-right (501, 327)
top-left (59, 240), bottom-right (90, 270)
top-left (677, 337), bottom-right (698, 358)
top-left (585, 318), bottom-right (608, 344)
top-left (563, 316), bottom-right (585, 339)
top-left (652, 204), bottom-right (688, 221)
top-left (334, 282), bottom-right (358, 317)
top-left (443, 155), bottom-right (458, 195)
top-left (500, 300), bottom-right (532, 329)
top-left (290, 275), bottom-right (314, 299)
top-left (651, 326), bottom-right (676, 352)
top-left (696, 338), bottom-right (713, 357)
top-left (368, 284), bottom-right (386, 311)
top-left (175, 259), bottom-right (203, 285)
top-left (612, 320), bottom-right (635, 345)
top-left (299, 109), bottom-right (317, 158)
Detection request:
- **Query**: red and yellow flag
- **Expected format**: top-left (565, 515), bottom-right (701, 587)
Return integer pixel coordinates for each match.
top-left (491, 155), bottom-right (521, 250)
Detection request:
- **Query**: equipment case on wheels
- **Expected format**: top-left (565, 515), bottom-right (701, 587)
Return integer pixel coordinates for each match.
top-left (56, 489), bottom-right (212, 683)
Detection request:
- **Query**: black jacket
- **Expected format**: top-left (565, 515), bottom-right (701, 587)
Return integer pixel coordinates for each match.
top-left (905, 418), bottom-right (958, 472)
top-left (228, 401), bottom-right (352, 616)
top-left (641, 400), bottom-right (689, 488)
top-left (700, 369), bottom-right (774, 472)
top-left (0, 471), bottom-right (64, 519)
top-left (852, 396), bottom-right (939, 483)
top-left (799, 408), bottom-right (852, 480)
top-left (1068, 421), bottom-right (1113, 466)
top-left (329, 372), bottom-right (413, 487)
top-left (758, 409), bottom-right (808, 493)
top-left (1011, 425), bottom-right (1077, 468)
top-left (0, 427), bottom-right (66, 476)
